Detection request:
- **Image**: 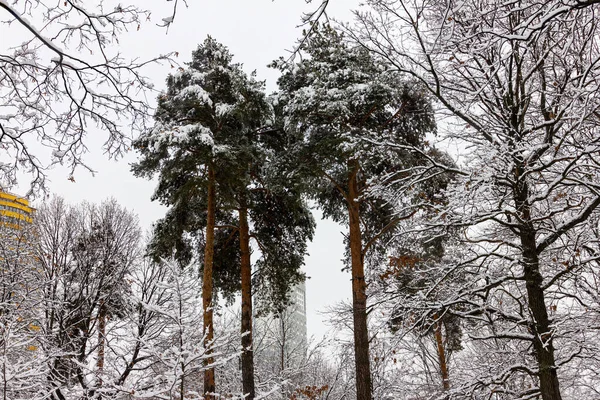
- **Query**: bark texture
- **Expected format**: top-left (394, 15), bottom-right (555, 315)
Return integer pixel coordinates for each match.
top-left (202, 164), bottom-right (216, 399)
top-left (433, 319), bottom-right (450, 391)
top-left (515, 168), bottom-right (562, 400)
top-left (347, 161), bottom-right (372, 400)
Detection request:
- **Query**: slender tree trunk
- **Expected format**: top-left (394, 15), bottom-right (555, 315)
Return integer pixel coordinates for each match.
top-left (180, 370), bottom-right (184, 400)
top-left (433, 318), bottom-right (450, 391)
top-left (347, 160), bottom-right (372, 400)
top-left (2, 337), bottom-right (7, 400)
top-left (96, 301), bottom-right (106, 393)
top-left (179, 284), bottom-right (185, 400)
top-left (239, 202), bottom-right (255, 400)
top-left (202, 164), bottom-right (216, 399)
top-left (280, 314), bottom-right (286, 372)
top-left (515, 172), bottom-right (562, 400)
top-left (280, 315), bottom-right (286, 399)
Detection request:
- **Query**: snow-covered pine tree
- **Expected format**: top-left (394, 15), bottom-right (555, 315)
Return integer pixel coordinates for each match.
top-left (273, 24), bottom-right (437, 400)
top-left (132, 36), bottom-right (258, 397)
top-left (132, 37), bottom-right (314, 399)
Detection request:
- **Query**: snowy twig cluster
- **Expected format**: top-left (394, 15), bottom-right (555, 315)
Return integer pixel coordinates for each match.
top-left (0, 0), bottom-right (176, 193)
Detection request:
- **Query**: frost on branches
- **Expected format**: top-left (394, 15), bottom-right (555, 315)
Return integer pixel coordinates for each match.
top-left (0, 196), bottom-right (239, 400)
top-left (0, 0), bottom-right (177, 192)
top-left (353, 1), bottom-right (600, 399)
top-left (0, 210), bottom-right (46, 399)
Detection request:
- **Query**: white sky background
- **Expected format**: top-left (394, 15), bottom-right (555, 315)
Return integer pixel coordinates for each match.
top-left (6, 0), bottom-right (361, 342)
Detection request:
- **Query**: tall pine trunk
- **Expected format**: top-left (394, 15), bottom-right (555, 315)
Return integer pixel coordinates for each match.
top-left (433, 318), bottom-right (450, 391)
top-left (239, 202), bottom-right (255, 399)
top-left (202, 164), bottom-right (216, 398)
top-left (179, 285), bottom-right (186, 400)
top-left (347, 160), bottom-right (372, 400)
top-left (515, 168), bottom-right (562, 400)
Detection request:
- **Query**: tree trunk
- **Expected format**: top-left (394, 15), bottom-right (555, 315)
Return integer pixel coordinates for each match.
top-left (96, 301), bottom-right (106, 393)
top-left (347, 160), bottom-right (372, 400)
top-left (239, 203), bottom-right (255, 399)
top-left (202, 163), bottom-right (216, 399)
top-left (433, 318), bottom-right (450, 391)
top-left (521, 232), bottom-right (562, 400)
top-left (280, 315), bottom-right (286, 399)
top-left (280, 321), bottom-right (285, 373)
top-left (179, 289), bottom-right (185, 400)
top-left (515, 173), bottom-right (562, 400)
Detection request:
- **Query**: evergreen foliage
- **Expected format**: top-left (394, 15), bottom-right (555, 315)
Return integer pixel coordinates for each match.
top-left (132, 36), bottom-right (315, 399)
top-left (132, 36), bottom-right (266, 298)
top-left (272, 24), bottom-right (439, 400)
top-left (272, 24), bottom-right (437, 262)
top-left (132, 35), bottom-right (314, 312)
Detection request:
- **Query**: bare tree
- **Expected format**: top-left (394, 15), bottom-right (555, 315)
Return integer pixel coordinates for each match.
top-left (73, 199), bottom-right (142, 395)
top-left (132, 258), bottom-right (217, 400)
top-left (254, 316), bottom-right (353, 400)
top-left (0, 1), bottom-right (178, 192)
top-left (350, 1), bottom-right (600, 399)
top-left (35, 196), bottom-right (142, 399)
top-left (0, 202), bottom-right (46, 399)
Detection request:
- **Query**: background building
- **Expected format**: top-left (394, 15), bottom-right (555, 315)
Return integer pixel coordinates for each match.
top-left (0, 190), bottom-right (34, 228)
top-left (254, 280), bottom-right (308, 373)
top-left (0, 190), bottom-right (39, 355)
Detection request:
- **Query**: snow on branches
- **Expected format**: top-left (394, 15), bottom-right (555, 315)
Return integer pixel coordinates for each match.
top-left (0, 0), bottom-right (177, 193)
top-left (352, 0), bottom-right (600, 398)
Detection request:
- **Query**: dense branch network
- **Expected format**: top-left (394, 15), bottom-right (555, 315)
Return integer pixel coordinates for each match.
top-left (0, 0), bottom-right (176, 193)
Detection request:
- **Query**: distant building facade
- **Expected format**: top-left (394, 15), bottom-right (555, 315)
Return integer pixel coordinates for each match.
top-left (0, 190), bottom-right (35, 265)
top-left (254, 279), bottom-right (308, 372)
top-left (0, 190), bottom-right (34, 228)
top-left (0, 190), bottom-right (39, 352)
top-left (0, 189), bottom-right (36, 269)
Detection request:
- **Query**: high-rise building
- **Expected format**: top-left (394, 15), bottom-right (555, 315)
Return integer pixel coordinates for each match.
top-left (0, 190), bottom-right (38, 352)
top-left (254, 279), bottom-right (308, 371)
top-left (287, 280), bottom-right (307, 355)
top-left (0, 190), bottom-right (34, 228)
top-left (0, 190), bottom-right (35, 259)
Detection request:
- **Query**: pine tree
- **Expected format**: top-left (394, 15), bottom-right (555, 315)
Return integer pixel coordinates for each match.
top-left (132, 36), bottom-right (258, 397)
top-left (132, 37), bottom-right (314, 399)
top-left (237, 175), bottom-right (314, 400)
top-left (273, 25), bottom-right (437, 400)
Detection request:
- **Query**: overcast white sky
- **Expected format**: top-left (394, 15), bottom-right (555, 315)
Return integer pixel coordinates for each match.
top-left (10, 0), bottom-right (362, 341)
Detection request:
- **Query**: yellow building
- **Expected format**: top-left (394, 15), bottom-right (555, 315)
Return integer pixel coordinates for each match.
top-left (0, 191), bottom-right (34, 228)
top-left (0, 191), bottom-right (38, 353)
